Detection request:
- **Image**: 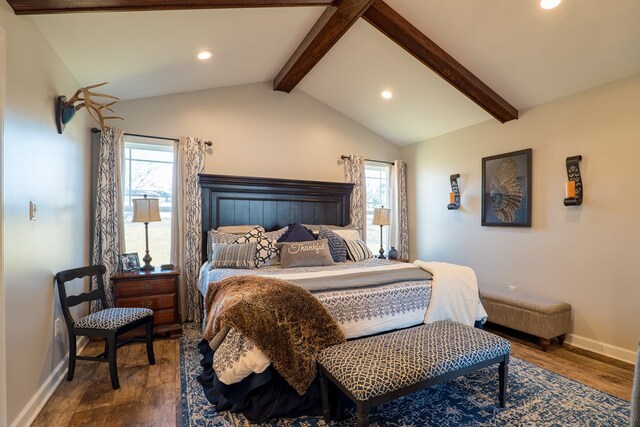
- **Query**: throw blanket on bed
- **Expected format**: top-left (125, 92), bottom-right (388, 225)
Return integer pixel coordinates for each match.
top-left (413, 260), bottom-right (488, 326)
top-left (203, 275), bottom-right (346, 395)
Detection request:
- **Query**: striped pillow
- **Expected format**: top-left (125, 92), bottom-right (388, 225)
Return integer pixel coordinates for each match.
top-left (344, 239), bottom-right (375, 262)
top-left (207, 230), bottom-right (240, 261)
top-left (211, 242), bottom-right (257, 269)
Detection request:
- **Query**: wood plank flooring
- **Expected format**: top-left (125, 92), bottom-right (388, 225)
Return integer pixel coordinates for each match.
top-left (32, 338), bottom-right (181, 427)
top-left (486, 323), bottom-right (634, 401)
top-left (32, 325), bottom-right (634, 426)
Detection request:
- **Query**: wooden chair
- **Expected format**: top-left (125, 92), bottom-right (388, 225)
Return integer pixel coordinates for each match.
top-left (55, 265), bottom-right (155, 389)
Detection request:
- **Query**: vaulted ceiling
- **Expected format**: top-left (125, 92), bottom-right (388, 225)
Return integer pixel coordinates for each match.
top-left (12, 0), bottom-right (640, 145)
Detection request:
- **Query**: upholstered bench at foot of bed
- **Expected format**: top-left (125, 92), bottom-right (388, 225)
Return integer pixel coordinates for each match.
top-left (480, 285), bottom-right (572, 351)
top-left (317, 320), bottom-right (511, 427)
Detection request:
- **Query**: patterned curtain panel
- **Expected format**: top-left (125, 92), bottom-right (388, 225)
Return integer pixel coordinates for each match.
top-left (343, 154), bottom-right (366, 242)
top-left (91, 127), bottom-right (125, 310)
top-left (172, 136), bottom-right (206, 322)
top-left (390, 160), bottom-right (409, 261)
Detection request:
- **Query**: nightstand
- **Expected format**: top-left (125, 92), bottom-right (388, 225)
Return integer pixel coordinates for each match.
top-left (111, 268), bottom-right (182, 338)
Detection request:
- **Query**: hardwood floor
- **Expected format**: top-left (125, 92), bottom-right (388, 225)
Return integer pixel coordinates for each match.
top-left (32, 326), bottom-right (634, 426)
top-left (485, 323), bottom-right (634, 401)
top-left (32, 338), bottom-right (181, 427)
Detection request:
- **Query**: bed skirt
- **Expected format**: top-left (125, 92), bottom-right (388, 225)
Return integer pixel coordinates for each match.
top-left (196, 339), bottom-right (348, 423)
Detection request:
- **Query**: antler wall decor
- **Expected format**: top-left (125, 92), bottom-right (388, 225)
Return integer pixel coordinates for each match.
top-left (56, 82), bottom-right (123, 134)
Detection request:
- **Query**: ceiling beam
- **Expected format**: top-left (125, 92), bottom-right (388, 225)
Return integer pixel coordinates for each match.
top-left (273, 0), bottom-right (374, 93)
top-left (363, 0), bottom-right (518, 123)
top-left (7, 0), bottom-right (336, 15)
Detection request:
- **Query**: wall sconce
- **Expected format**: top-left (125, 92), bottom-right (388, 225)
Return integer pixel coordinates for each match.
top-left (564, 155), bottom-right (583, 206)
top-left (447, 174), bottom-right (461, 210)
top-left (56, 82), bottom-right (122, 134)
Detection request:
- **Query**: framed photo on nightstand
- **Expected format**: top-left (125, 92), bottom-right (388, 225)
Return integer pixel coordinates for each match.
top-left (118, 252), bottom-right (140, 273)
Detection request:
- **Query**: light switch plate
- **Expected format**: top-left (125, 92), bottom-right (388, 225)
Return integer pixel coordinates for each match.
top-left (29, 201), bottom-right (37, 221)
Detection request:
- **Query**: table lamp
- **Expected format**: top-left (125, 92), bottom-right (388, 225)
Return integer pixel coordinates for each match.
top-left (372, 206), bottom-right (391, 259)
top-left (132, 195), bottom-right (161, 271)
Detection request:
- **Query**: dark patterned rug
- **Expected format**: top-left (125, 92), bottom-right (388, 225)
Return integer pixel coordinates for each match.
top-left (181, 323), bottom-right (630, 426)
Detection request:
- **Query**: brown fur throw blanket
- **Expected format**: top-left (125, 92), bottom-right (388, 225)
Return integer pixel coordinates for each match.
top-left (203, 275), bottom-right (346, 395)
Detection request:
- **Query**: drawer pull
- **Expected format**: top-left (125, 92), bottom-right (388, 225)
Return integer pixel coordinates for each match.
top-left (141, 300), bottom-right (153, 309)
top-left (141, 283), bottom-right (153, 293)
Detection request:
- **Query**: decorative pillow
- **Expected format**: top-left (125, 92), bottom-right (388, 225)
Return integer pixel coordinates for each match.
top-left (344, 238), bottom-right (375, 262)
top-left (260, 227), bottom-right (289, 266)
top-left (211, 242), bottom-right (257, 269)
top-left (332, 228), bottom-right (361, 241)
top-left (279, 239), bottom-right (335, 268)
top-left (318, 226), bottom-right (347, 263)
top-left (264, 226), bottom-right (289, 241)
top-left (208, 229), bottom-right (240, 261)
top-left (303, 224), bottom-right (356, 234)
top-left (234, 226), bottom-right (279, 268)
top-left (277, 223), bottom-right (316, 243)
top-left (216, 225), bottom-right (263, 235)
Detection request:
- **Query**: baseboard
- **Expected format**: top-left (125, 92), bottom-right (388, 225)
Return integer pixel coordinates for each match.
top-left (9, 337), bottom-right (88, 427)
top-left (566, 333), bottom-right (637, 365)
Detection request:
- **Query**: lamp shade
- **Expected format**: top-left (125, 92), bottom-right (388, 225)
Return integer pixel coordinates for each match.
top-left (372, 207), bottom-right (391, 226)
top-left (132, 197), bottom-right (161, 223)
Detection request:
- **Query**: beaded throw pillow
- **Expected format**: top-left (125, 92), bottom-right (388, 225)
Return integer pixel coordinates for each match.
top-left (279, 239), bottom-right (335, 268)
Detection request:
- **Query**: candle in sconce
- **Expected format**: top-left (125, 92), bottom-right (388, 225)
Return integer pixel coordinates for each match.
top-left (566, 180), bottom-right (576, 198)
top-left (449, 192), bottom-right (455, 204)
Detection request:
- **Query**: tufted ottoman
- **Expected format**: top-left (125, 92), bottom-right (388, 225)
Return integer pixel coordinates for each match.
top-left (480, 285), bottom-right (572, 351)
top-left (317, 320), bottom-right (511, 427)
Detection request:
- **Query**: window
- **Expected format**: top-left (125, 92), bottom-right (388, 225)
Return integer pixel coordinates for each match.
top-left (123, 139), bottom-right (174, 266)
top-left (365, 162), bottom-right (390, 253)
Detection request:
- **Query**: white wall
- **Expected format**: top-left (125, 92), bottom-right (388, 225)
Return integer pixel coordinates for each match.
top-left (402, 73), bottom-right (640, 360)
top-left (116, 82), bottom-right (400, 182)
top-left (0, 1), bottom-right (92, 425)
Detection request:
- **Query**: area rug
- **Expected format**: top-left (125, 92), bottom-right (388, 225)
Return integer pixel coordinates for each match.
top-left (181, 323), bottom-right (630, 426)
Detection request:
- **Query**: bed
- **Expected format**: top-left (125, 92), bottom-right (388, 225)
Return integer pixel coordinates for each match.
top-left (196, 174), bottom-right (483, 423)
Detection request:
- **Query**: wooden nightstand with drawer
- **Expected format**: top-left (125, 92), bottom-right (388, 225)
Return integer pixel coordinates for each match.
top-left (111, 268), bottom-right (182, 338)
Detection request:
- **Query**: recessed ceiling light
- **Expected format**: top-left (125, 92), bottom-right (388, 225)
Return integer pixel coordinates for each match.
top-left (381, 90), bottom-right (393, 100)
top-left (540, 0), bottom-right (561, 10)
top-left (197, 51), bottom-right (213, 60)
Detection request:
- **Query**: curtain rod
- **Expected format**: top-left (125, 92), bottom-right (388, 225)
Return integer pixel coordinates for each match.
top-left (340, 155), bottom-right (394, 166)
top-left (91, 127), bottom-right (212, 147)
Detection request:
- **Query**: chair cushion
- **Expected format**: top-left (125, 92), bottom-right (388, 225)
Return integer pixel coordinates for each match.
top-left (318, 320), bottom-right (510, 401)
top-left (74, 307), bottom-right (153, 330)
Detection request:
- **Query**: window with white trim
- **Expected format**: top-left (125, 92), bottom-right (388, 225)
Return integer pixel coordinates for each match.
top-left (123, 139), bottom-right (174, 266)
top-left (365, 162), bottom-right (390, 254)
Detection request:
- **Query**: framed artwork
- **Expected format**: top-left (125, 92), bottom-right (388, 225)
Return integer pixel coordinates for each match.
top-left (119, 252), bottom-right (140, 273)
top-left (482, 149), bottom-right (532, 227)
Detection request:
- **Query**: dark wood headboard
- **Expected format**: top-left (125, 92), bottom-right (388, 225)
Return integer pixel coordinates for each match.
top-left (199, 174), bottom-right (353, 263)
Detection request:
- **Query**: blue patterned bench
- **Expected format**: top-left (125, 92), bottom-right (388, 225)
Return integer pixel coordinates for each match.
top-left (317, 320), bottom-right (511, 427)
